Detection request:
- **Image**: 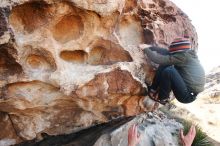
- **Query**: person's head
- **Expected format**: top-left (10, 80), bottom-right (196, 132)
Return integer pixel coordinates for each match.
top-left (169, 37), bottom-right (191, 53)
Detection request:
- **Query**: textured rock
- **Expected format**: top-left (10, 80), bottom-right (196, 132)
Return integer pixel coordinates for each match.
top-left (0, 7), bottom-right (10, 44)
top-left (0, 112), bottom-right (22, 146)
top-left (0, 0), bottom-right (197, 143)
top-left (94, 111), bottom-right (183, 146)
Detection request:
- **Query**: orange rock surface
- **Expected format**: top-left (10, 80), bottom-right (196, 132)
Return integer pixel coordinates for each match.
top-left (0, 0), bottom-right (197, 144)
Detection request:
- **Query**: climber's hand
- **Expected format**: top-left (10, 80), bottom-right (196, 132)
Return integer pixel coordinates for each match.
top-left (180, 125), bottom-right (196, 146)
top-left (128, 124), bottom-right (141, 146)
top-left (139, 44), bottom-right (151, 50)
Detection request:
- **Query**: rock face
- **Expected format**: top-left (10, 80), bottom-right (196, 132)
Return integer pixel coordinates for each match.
top-left (0, 0), bottom-right (197, 144)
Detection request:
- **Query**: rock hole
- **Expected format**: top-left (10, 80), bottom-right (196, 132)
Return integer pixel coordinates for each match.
top-left (60, 50), bottom-right (88, 64)
top-left (9, 1), bottom-right (52, 33)
top-left (52, 15), bottom-right (84, 43)
top-left (26, 55), bottom-right (42, 69)
top-left (4, 80), bottom-right (62, 103)
top-left (149, 4), bottom-right (156, 8)
top-left (88, 39), bottom-right (133, 65)
top-left (143, 29), bottom-right (155, 44)
top-left (160, 14), bottom-right (176, 22)
top-left (26, 54), bottom-right (55, 72)
top-left (158, 0), bottom-right (166, 7)
top-left (166, 6), bottom-right (174, 12)
top-left (153, 0), bottom-right (166, 8)
top-left (22, 47), bottom-right (57, 72)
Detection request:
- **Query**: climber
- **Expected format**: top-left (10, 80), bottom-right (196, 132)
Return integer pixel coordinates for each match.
top-left (128, 124), bottom-right (196, 146)
top-left (139, 37), bottom-right (205, 105)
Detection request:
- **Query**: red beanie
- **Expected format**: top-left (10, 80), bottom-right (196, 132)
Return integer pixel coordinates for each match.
top-left (169, 37), bottom-right (191, 53)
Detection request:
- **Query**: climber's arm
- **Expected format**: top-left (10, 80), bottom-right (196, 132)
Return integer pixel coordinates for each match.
top-left (143, 48), bottom-right (186, 65)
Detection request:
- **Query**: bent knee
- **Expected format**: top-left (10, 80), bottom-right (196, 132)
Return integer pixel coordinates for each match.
top-left (176, 95), bottom-right (196, 103)
top-left (162, 66), bottom-right (175, 77)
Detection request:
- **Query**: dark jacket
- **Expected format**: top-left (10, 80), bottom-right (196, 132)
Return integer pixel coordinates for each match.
top-left (144, 47), bottom-right (205, 94)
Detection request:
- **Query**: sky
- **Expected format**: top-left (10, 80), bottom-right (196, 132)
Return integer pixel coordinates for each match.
top-left (170, 0), bottom-right (220, 73)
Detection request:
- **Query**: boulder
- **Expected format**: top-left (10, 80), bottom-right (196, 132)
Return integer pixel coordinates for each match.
top-left (0, 0), bottom-right (197, 143)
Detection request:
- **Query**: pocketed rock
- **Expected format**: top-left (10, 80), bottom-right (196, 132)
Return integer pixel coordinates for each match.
top-left (0, 0), bottom-right (197, 143)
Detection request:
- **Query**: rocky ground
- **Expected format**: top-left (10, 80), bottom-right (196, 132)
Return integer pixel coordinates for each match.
top-left (94, 111), bottom-right (183, 146)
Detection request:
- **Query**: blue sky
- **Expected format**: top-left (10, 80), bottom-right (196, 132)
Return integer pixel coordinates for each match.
top-left (170, 0), bottom-right (220, 73)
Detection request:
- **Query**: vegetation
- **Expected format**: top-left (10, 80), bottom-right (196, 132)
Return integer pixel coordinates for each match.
top-left (182, 121), bottom-right (213, 146)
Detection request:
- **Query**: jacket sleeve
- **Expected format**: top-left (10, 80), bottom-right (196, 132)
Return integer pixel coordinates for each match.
top-left (149, 46), bottom-right (169, 55)
top-left (144, 48), bottom-right (186, 65)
